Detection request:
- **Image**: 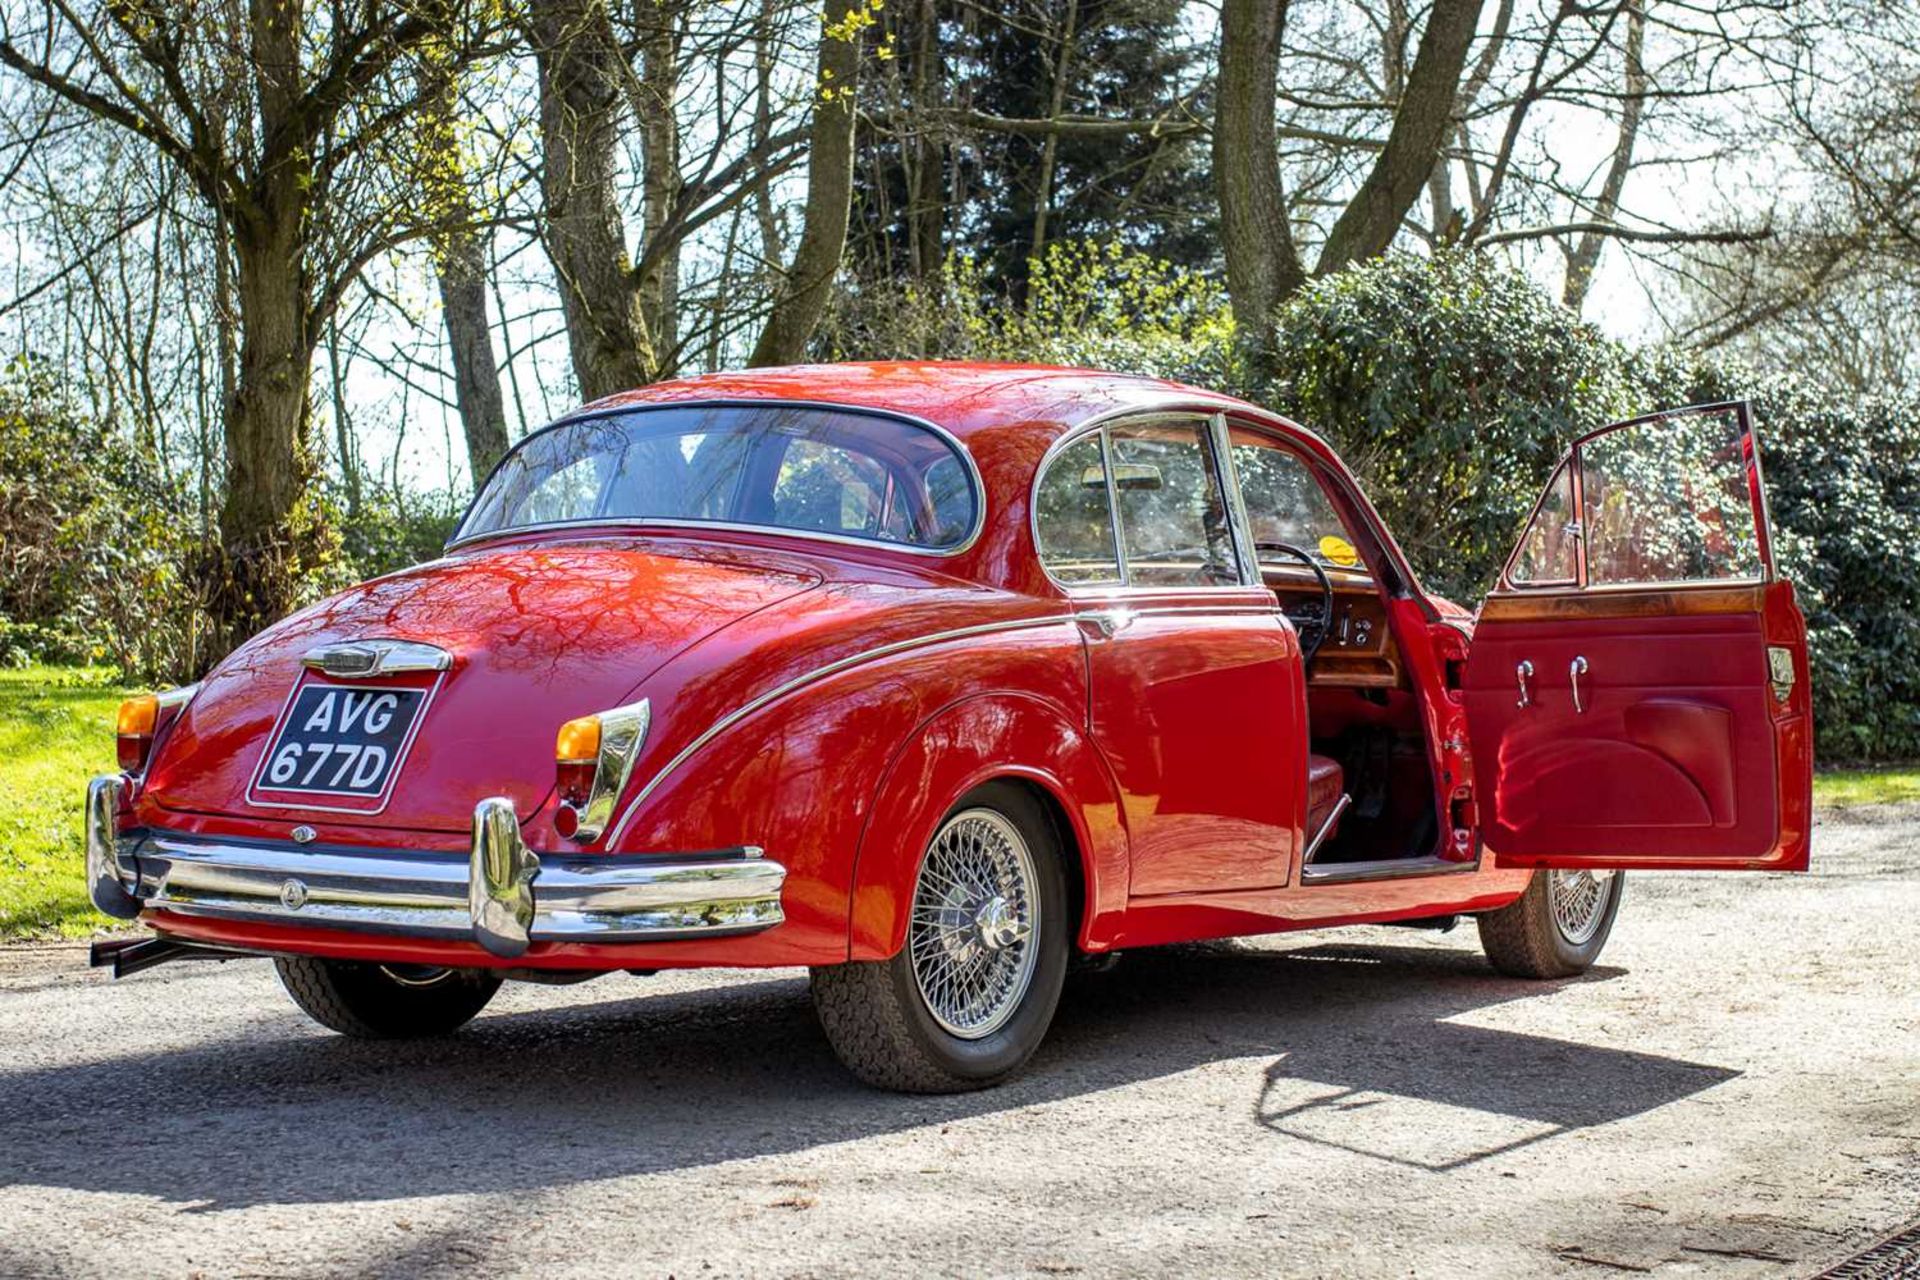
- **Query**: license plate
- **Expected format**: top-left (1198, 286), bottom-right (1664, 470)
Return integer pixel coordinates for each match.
top-left (254, 684), bottom-right (427, 801)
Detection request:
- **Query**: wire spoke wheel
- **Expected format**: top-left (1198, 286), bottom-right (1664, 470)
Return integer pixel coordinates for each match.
top-left (909, 808), bottom-right (1041, 1039)
top-left (1549, 869), bottom-right (1616, 946)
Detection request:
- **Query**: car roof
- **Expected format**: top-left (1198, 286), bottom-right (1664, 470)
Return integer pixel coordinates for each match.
top-left (581, 361), bottom-right (1256, 444)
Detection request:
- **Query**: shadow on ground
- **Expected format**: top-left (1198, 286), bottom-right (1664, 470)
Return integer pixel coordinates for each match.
top-left (0, 939), bottom-right (1734, 1208)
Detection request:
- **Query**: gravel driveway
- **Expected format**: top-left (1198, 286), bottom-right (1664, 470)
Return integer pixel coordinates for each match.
top-left (2, 807), bottom-right (1916, 1279)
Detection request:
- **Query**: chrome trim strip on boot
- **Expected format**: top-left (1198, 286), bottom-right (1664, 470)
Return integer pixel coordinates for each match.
top-left (85, 779), bottom-right (784, 958)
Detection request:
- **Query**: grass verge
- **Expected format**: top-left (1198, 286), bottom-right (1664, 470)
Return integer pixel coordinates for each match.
top-left (1812, 767), bottom-right (1920, 809)
top-left (0, 666), bottom-right (129, 939)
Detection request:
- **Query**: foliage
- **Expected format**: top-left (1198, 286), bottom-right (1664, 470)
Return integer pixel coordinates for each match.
top-left (1260, 251), bottom-right (1640, 601)
top-left (826, 240), bottom-right (1235, 387)
top-left (0, 666), bottom-right (129, 939)
top-left (0, 363), bottom-right (202, 683)
top-left (332, 485), bottom-right (464, 581)
top-left (1632, 350), bottom-right (1920, 762)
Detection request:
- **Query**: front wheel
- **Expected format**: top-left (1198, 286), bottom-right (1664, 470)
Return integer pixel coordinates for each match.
top-left (1476, 869), bottom-right (1624, 978)
top-left (274, 957), bottom-right (502, 1038)
top-left (811, 782), bottom-right (1069, 1093)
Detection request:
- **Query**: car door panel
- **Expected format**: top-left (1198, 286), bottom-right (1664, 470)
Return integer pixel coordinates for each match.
top-left (1465, 403), bottom-right (1811, 872)
top-left (1082, 603), bottom-right (1304, 895)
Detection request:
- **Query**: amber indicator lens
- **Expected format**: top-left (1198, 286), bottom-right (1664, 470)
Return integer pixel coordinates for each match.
top-left (117, 695), bottom-right (158, 738)
top-left (555, 715), bottom-right (601, 807)
top-left (555, 715), bottom-right (601, 763)
top-left (116, 695), bottom-right (159, 772)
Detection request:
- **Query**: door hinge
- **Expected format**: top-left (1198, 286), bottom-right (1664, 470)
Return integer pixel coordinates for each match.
top-left (1767, 646), bottom-right (1796, 703)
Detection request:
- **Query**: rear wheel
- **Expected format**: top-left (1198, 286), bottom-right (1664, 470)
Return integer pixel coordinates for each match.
top-left (274, 957), bottom-right (501, 1038)
top-left (811, 782), bottom-right (1069, 1093)
top-left (1476, 869), bottom-right (1624, 978)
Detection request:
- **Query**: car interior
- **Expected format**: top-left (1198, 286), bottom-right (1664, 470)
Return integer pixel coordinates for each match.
top-left (1228, 425), bottom-right (1443, 870)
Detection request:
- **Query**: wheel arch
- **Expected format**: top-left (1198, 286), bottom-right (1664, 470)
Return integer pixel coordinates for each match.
top-left (847, 692), bottom-right (1129, 961)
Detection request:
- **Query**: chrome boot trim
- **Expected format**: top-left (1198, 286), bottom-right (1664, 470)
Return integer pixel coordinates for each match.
top-left (301, 639), bottom-right (453, 678)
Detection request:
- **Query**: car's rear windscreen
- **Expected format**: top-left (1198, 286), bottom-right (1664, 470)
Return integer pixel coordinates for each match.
top-left (458, 404), bottom-right (980, 551)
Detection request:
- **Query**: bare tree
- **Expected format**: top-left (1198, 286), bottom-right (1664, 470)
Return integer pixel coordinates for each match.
top-left (0, 0), bottom-right (511, 651)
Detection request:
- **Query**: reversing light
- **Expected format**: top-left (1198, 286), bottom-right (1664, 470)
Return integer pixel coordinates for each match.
top-left (551, 700), bottom-right (650, 844)
top-left (116, 684), bottom-right (199, 775)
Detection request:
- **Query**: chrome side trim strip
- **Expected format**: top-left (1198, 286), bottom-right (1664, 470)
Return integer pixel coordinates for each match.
top-left (603, 614), bottom-right (1077, 847)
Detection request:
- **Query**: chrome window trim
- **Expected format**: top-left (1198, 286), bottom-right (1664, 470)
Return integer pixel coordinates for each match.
top-left (1031, 409), bottom-right (1252, 597)
top-left (447, 397), bottom-right (988, 559)
top-left (1208, 411), bottom-right (1260, 588)
top-left (605, 614), bottom-right (1078, 847)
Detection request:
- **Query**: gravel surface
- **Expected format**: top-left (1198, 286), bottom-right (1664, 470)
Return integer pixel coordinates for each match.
top-left (1, 807), bottom-right (1915, 1279)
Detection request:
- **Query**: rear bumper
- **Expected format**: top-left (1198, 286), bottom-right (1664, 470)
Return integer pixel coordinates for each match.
top-left (85, 776), bottom-right (785, 959)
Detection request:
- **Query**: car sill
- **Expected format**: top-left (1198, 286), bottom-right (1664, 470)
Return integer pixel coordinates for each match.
top-left (1299, 855), bottom-right (1480, 885)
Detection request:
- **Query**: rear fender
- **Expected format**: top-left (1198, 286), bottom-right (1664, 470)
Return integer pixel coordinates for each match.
top-left (848, 693), bottom-right (1129, 961)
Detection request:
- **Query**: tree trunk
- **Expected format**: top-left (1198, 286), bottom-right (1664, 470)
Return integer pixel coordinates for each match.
top-left (213, 225), bottom-right (317, 652)
top-left (437, 228), bottom-right (511, 485)
top-left (1316, 0), bottom-right (1486, 274)
top-left (1029, 0), bottom-right (1081, 264)
top-left (532, 0), bottom-right (655, 402)
top-left (749, 0), bottom-right (863, 367)
top-left (637, 7), bottom-right (682, 372)
top-left (1563, 0), bottom-right (1646, 313)
top-left (1213, 0), bottom-right (1307, 372)
top-left (906, 0), bottom-right (944, 283)
top-left (421, 68), bottom-right (511, 485)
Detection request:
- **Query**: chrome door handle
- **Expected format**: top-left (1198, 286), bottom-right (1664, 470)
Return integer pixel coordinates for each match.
top-left (1570, 655), bottom-right (1590, 714)
top-left (1516, 660), bottom-right (1534, 708)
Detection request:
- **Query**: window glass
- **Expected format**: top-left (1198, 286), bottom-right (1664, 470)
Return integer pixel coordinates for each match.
top-left (460, 404), bottom-right (978, 550)
top-left (1034, 433), bottom-right (1121, 585)
top-left (1107, 420), bottom-right (1239, 587)
top-left (1581, 408), bottom-right (1761, 584)
top-left (1509, 461), bottom-right (1578, 585)
top-left (771, 437), bottom-right (888, 536)
top-left (1229, 431), bottom-right (1368, 576)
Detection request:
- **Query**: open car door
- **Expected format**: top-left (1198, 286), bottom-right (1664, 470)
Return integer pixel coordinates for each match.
top-left (1463, 402), bottom-right (1812, 871)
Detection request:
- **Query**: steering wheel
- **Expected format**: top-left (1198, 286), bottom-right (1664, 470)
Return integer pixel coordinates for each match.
top-left (1255, 541), bottom-right (1335, 664)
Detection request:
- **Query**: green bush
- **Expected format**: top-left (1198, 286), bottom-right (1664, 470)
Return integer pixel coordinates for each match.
top-left (1633, 351), bottom-right (1920, 761)
top-left (1261, 251), bottom-right (1640, 601)
top-left (0, 363), bottom-right (201, 683)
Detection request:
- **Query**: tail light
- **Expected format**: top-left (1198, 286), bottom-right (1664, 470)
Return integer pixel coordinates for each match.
top-left (551, 699), bottom-right (651, 844)
top-left (116, 685), bottom-right (199, 775)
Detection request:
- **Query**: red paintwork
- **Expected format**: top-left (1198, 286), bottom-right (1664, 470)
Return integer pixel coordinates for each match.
top-left (122, 363), bottom-right (1810, 971)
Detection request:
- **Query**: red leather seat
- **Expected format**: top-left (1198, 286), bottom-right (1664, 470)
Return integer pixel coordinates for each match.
top-left (1307, 753), bottom-right (1345, 841)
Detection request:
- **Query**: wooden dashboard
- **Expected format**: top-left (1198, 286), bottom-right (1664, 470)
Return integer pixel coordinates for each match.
top-left (1268, 575), bottom-right (1404, 688)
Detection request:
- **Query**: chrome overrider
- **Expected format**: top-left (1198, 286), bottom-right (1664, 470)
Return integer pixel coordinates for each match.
top-left (85, 775), bottom-right (786, 959)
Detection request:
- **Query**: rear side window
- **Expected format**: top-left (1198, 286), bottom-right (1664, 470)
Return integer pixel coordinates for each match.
top-left (1106, 420), bottom-right (1238, 587)
top-left (1034, 433), bottom-right (1122, 585)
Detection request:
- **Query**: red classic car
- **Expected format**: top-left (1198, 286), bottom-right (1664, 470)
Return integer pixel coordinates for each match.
top-left (86, 364), bottom-right (1812, 1092)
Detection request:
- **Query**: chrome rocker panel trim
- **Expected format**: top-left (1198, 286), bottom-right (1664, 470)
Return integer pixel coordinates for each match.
top-left (87, 780), bottom-right (785, 959)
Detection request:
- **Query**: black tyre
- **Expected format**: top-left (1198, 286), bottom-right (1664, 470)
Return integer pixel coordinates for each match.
top-left (1476, 868), bottom-right (1625, 979)
top-left (811, 782), bottom-right (1070, 1093)
top-left (274, 957), bottom-right (502, 1038)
